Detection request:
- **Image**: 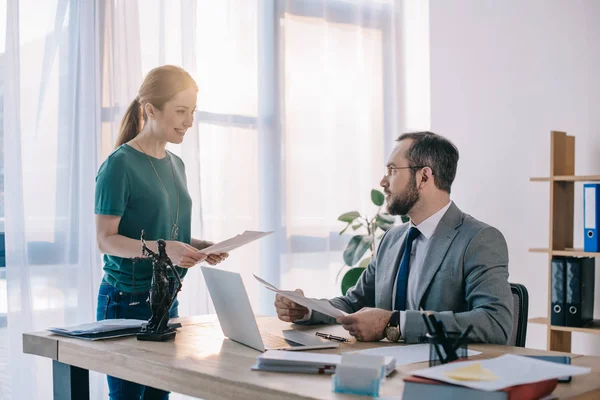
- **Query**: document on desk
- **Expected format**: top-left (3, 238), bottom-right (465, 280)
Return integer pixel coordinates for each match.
top-left (254, 274), bottom-right (348, 318)
top-left (201, 230), bottom-right (273, 255)
top-left (351, 344), bottom-right (481, 366)
top-left (411, 354), bottom-right (591, 391)
top-left (252, 350), bottom-right (396, 376)
top-left (47, 319), bottom-right (182, 340)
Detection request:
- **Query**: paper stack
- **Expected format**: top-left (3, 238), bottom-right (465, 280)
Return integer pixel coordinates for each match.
top-left (47, 319), bottom-right (182, 340)
top-left (251, 350), bottom-right (396, 376)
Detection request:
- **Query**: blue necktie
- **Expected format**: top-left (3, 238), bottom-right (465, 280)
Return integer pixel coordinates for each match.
top-left (394, 227), bottom-right (420, 311)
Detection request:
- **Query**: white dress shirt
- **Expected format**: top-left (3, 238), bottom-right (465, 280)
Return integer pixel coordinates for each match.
top-left (394, 201), bottom-right (452, 337)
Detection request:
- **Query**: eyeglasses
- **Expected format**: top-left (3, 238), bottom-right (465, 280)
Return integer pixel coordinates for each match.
top-left (384, 165), bottom-right (427, 177)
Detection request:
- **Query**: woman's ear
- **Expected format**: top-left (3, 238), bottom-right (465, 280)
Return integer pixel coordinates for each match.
top-left (144, 103), bottom-right (156, 120)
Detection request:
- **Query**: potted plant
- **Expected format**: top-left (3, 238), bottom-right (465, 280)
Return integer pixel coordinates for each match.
top-left (337, 189), bottom-right (409, 295)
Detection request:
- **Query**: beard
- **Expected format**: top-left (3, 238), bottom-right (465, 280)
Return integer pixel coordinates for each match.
top-left (387, 175), bottom-right (420, 216)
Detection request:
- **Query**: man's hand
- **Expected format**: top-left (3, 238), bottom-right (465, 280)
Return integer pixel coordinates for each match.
top-left (336, 308), bottom-right (393, 342)
top-left (274, 289), bottom-right (309, 323)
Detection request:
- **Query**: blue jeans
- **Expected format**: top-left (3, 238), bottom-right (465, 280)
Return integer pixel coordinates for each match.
top-left (96, 277), bottom-right (179, 400)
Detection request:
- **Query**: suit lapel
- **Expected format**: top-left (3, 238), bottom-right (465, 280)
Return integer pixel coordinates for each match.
top-left (414, 203), bottom-right (463, 308)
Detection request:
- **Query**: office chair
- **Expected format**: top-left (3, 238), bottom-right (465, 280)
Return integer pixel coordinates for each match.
top-left (509, 283), bottom-right (529, 347)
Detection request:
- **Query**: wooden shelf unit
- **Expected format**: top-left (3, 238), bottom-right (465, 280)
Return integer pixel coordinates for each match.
top-left (528, 248), bottom-right (600, 257)
top-left (529, 318), bottom-right (600, 335)
top-left (530, 175), bottom-right (600, 182)
top-left (530, 131), bottom-right (600, 352)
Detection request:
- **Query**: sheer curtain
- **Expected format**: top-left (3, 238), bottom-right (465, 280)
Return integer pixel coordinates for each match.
top-left (3, 0), bottom-right (104, 399)
top-left (1, 0), bottom-right (412, 399)
top-left (131, 0), bottom-right (407, 312)
top-left (274, 0), bottom-right (404, 302)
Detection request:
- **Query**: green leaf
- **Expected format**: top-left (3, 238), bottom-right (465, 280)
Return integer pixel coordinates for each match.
top-left (359, 257), bottom-right (372, 269)
top-left (377, 213), bottom-right (395, 224)
top-left (375, 217), bottom-right (393, 231)
top-left (401, 215), bottom-right (410, 223)
top-left (341, 267), bottom-right (366, 295)
top-left (339, 222), bottom-right (351, 236)
top-left (371, 189), bottom-right (385, 206)
top-left (352, 223), bottom-right (362, 231)
top-left (338, 211), bottom-right (361, 223)
top-left (343, 235), bottom-right (374, 266)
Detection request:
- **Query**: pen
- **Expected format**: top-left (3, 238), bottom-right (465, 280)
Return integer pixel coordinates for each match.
top-left (420, 309), bottom-right (444, 362)
top-left (454, 324), bottom-right (473, 351)
top-left (429, 315), bottom-right (458, 362)
top-left (315, 332), bottom-right (348, 342)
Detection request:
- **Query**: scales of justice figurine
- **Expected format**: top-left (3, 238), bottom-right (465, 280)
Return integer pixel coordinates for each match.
top-left (132, 230), bottom-right (183, 341)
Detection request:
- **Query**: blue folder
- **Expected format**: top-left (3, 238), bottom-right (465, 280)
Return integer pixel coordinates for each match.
top-left (584, 184), bottom-right (600, 252)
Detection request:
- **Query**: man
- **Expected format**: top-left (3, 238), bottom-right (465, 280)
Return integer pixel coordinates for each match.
top-left (275, 132), bottom-right (514, 345)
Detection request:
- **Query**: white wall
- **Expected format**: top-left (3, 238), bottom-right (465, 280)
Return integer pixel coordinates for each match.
top-left (429, 0), bottom-right (600, 352)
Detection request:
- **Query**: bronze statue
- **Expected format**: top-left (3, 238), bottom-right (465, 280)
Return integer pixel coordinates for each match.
top-left (134, 230), bottom-right (182, 341)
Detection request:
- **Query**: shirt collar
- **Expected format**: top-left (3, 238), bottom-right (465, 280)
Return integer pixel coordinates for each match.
top-left (409, 201), bottom-right (452, 240)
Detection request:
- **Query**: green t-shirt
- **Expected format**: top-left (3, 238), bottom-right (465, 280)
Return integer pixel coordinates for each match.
top-left (95, 144), bottom-right (192, 292)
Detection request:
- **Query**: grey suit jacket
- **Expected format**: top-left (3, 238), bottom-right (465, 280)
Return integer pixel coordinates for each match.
top-left (301, 202), bottom-right (514, 345)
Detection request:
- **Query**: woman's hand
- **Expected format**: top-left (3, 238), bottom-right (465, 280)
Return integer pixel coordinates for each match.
top-left (190, 239), bottom-right (228, 266)
top-left (164, 241), bottom-right (206, 268)
top-left (205, 253), bottom-right (229, 266)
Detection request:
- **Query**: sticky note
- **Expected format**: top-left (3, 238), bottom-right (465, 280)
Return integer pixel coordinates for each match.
top-left (444, 362), bottom-right (499, 381)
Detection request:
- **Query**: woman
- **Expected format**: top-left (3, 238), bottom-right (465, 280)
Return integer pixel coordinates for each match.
top-left (95, 65), bottom-right (227, 400)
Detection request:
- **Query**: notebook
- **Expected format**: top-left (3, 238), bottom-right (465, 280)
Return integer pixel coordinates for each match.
top-left (251, 350), bottom-right (396, 376)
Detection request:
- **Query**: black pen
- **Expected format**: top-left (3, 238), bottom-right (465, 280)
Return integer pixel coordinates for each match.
top-left (315, 332), bottom-right (348, 342)
top-left (420, 309), bottom-right (444, 362)
top-left (454, 325), bottom-right (473, 351)
top-left (430, 316), bottom-right (458, 362)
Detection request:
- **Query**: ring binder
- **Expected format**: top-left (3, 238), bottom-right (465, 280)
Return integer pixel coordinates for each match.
top-left (584, 184), bottom-right (600, 252)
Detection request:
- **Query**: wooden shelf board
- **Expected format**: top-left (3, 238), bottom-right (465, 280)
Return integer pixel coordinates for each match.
top-left (528, 248), bottom-right (600, 257)
top-left (529, 317), bottom-right (600, 334)
top-left (530, 175), bottom-right (600, 182)
top-left (529, 317), bottom-right (549, 325)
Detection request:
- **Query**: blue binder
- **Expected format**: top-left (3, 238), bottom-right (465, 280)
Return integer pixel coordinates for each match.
top-left (584, 184), bottom-right (600, 252)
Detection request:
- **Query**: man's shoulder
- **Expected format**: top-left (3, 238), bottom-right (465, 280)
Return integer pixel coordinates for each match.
top-left (455, 211), bottom-right (507, 255)
top-left (459, 211), bottom-right (503, 238)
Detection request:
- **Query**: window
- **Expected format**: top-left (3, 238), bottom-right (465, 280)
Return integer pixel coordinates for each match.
top-left (276, 1), bottom-right (394, 297)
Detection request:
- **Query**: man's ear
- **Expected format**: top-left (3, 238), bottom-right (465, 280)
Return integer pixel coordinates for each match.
top-left (418, 167), bottom-right (433, 188)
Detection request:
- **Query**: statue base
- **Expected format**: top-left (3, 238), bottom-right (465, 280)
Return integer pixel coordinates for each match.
top-left (136, 327), bottom-right (177, 342)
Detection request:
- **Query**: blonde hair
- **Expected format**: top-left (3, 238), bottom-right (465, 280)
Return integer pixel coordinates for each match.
top-left (115, 65), bottom-right (198, 148)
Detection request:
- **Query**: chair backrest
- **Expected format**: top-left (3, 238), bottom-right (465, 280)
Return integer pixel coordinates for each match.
top-left (509, 283), bottom-right (529, 347)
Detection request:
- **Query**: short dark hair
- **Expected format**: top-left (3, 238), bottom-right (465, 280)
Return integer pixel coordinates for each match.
top-left (396, 131), bottom-right (459, 193)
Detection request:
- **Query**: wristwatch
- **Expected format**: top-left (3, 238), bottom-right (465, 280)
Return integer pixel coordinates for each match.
top-left (384, 310), bottom-right (401, 342)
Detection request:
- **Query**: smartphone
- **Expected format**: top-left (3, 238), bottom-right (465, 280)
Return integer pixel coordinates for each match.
top-left (524, 355), bottom-right (572, 383)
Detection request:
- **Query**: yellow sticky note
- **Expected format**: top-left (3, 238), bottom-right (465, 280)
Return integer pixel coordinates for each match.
top-left (444, 362), bottom-right (499, 381)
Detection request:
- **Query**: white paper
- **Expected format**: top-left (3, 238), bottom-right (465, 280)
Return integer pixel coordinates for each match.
top-left (254, 274), bottom-right (348, 318)
top-left (351, 343), bottom-right (481, 366)
top-left (201, 230), bottom-right (273, 254)
top-left (411, 354), bottom-right (591, 391)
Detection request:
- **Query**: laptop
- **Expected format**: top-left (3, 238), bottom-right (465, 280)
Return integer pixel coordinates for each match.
top-left (201, 266), bottom-right (339, 352)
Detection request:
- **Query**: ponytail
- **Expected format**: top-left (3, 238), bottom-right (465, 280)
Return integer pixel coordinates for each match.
top-left (115, 98), bottom-right (142, 148)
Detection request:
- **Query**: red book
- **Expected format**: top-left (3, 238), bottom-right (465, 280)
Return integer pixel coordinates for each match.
top-left (403, 375), bottom-right (558, 400)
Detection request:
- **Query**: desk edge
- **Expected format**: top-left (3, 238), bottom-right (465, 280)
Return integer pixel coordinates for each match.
top-left (23, 332), bottom-right (58, 360)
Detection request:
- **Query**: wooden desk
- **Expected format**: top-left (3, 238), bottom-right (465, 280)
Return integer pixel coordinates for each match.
top-left (23, 316), bottom-right (600, 399)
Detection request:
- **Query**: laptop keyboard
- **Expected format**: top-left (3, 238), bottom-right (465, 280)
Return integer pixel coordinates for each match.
top-left (261, 332), bottom-right (304, 348)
